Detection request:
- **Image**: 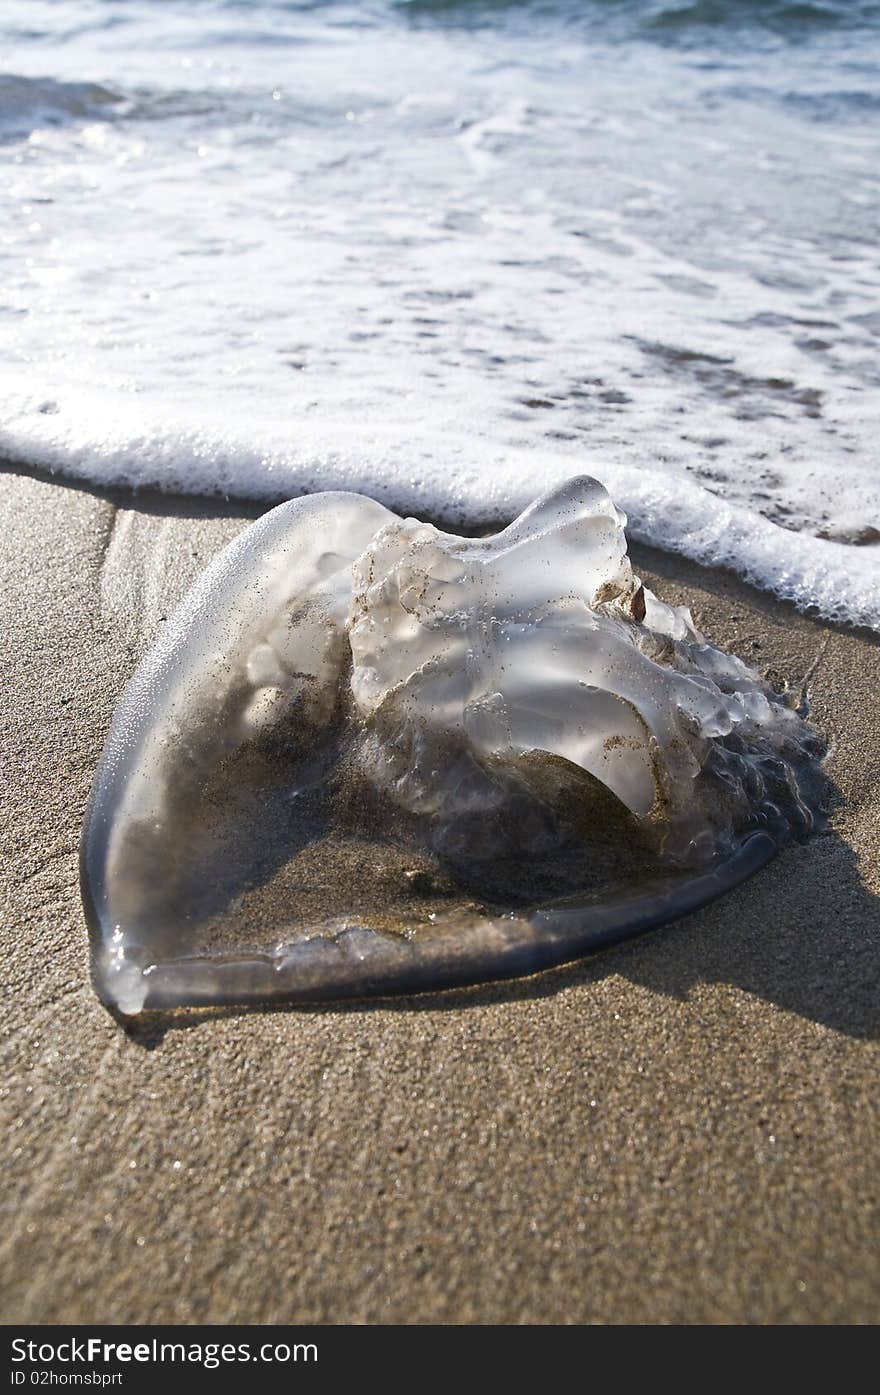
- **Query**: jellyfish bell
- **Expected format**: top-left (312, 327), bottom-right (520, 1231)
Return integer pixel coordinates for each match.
top-left (81, 477), bottom-right (824, 1015)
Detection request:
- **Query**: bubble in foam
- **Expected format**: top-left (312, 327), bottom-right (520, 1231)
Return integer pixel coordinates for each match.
top-left (81, 477), bottom-right (825, 1015)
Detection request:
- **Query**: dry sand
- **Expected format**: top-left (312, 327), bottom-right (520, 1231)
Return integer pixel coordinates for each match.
top-left (1, 465), bottom-right (878, 1324)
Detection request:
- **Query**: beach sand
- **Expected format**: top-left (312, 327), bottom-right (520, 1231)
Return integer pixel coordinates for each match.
top-left (1, 464), bottom-right (877, 1325)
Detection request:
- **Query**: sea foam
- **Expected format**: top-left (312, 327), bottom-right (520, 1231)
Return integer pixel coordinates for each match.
top-left (3, 383), bottom-right (879, 630)
top-left (2, 0), bottom-right (879, 628)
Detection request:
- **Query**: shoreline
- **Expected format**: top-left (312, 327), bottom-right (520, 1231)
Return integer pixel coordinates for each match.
top-left (3, 455), bottom-right (878, 638)
top-left (2, 464), bottom-right (877, 1324)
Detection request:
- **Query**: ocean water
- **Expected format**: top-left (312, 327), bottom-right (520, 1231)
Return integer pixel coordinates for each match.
top-left (1, 0), bottom-right (879, 626)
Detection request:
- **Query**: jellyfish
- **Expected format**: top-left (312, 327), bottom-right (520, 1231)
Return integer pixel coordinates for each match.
top-left (81, 477), bottom-right (824, 1014)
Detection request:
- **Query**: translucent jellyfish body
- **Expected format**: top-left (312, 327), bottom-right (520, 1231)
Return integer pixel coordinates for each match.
top-left (81, 478), bottom-right (823, 1014)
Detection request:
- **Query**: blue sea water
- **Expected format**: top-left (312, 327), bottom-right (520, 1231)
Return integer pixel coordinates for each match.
top-left (1, 1), bottom-right (879, 623)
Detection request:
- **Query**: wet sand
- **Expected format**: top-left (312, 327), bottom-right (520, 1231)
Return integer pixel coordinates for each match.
top-left (1, 465), bottom-right (877, 1324)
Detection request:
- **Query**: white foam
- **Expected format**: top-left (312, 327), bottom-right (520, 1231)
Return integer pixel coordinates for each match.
top-left (2, 0), bottom-right (878, 629)
top-left (3, 378), bottom-right (878, 630)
